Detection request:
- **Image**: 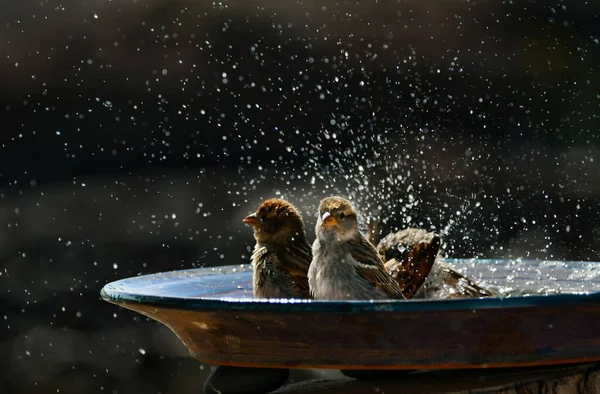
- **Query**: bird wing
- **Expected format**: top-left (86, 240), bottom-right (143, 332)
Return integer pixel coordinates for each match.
top-left (386, 236), bottom-right (440, 299)
top-left (348, 236), bottom-right (405, 300)
top-left (281, 240), bottom-right (312, 297)
top-left (253, 244), bottom-right (312, 299)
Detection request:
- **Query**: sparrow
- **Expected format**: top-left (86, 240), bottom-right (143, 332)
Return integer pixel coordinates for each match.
top-left (377, 228), bottom-right (494, 299)
top-left (243, 198), bottom-right (312, 299)
top-left (308, 196), bottom-right (405, 301)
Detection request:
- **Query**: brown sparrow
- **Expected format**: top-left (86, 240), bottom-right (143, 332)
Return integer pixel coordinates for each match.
top-left (308, 196), bottom-right (405, 300)
top-left (377, 228), bottom-right (494, 299)
top-left (243, 198), bottom-right (312, 299)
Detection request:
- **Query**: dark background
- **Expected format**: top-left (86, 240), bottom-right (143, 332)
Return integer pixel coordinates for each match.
top-left (1, 1), bottom-right (600, 393)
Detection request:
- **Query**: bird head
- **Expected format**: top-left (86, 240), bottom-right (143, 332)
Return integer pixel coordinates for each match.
top-left (316, 196), bottom-right (359, 242)
top-left (243, 198), bottom-right (305, 245)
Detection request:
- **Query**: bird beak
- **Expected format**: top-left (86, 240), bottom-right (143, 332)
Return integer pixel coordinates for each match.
top-left (321, 211), bottom-right (337, 227)
top-left (243, 213), bottom-right (260, 227)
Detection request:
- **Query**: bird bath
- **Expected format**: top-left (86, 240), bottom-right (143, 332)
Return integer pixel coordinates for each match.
top-left (100, 258), bottom-right (600, 371)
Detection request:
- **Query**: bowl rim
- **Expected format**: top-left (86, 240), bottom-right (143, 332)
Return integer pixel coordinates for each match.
top-left (100, 258), bottom-right (600, 313)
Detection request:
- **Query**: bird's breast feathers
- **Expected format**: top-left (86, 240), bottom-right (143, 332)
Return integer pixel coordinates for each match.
top-left (309, 243), bottom-right (381, 300)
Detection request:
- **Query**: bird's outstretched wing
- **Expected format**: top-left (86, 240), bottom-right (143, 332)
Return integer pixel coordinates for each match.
top-left (385, 236), bottom-right (440, 299)
top-left (377, 228), bottom-right (440, 298)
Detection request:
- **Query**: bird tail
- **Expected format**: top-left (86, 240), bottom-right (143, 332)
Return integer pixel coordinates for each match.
top-left (436, 265), bottom-right (496, 298)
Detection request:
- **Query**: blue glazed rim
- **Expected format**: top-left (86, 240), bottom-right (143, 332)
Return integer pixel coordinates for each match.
top-left (100, 258), bottom-right (600, 313)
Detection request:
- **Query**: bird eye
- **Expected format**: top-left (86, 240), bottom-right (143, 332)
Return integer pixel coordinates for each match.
top-left (339, 212), bottom-right (345, 219)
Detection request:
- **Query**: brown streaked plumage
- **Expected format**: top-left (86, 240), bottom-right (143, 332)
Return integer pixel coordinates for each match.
top-left (308, 196), bottom-right (405, 300)
top-left (377, 228), bottom-right (494, 299)
top-left (243, 198), bottom-right (312, 299)
top-left (378, 228), bottom-right (441, 299)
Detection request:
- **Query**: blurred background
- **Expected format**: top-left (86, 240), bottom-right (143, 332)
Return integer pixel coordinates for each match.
top-left (1, 1), bottom-right (600, 393)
